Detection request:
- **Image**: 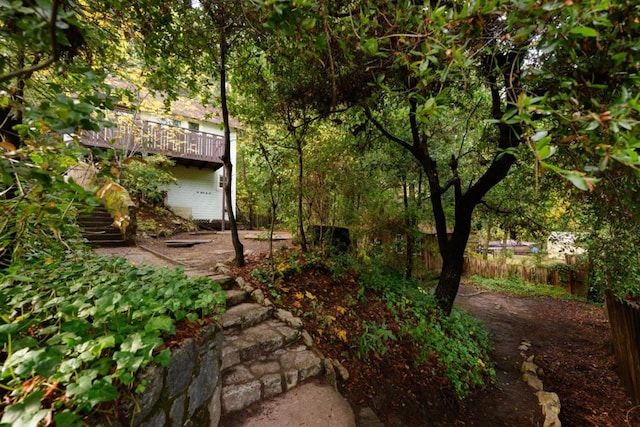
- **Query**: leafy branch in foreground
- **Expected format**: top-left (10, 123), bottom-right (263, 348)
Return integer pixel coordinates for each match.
top-left (0, 256), bottom-right (225, 426)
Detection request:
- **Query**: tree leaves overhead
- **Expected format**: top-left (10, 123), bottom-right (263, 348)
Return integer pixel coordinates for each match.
top-left (237, 0), bottom-right (640, 313)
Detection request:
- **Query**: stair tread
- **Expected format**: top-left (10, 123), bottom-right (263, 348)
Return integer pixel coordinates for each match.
top-left (221, 318), bottom-right (300, 370)
top-left (222, 344), bottom-right (322, 385)
top-left (221, 303), bottom-right (272, 330)
top-left (221, 343), bottom-right (323, 413)
top-left (172, 268), bottom-right (327, 416)
top-left (224, 289), bottom-right (247, 307)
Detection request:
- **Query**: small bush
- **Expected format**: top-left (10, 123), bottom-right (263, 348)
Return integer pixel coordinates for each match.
top-left (356, 320), bottom-right (397, 360)
top-left (119, 154), bottom-right (177, 206)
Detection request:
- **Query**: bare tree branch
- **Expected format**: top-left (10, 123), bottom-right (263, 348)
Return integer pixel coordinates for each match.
top-left (363, 107), bottom-right (413, 150)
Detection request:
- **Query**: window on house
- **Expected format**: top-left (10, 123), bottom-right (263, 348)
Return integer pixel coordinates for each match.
top-left (188, 122), bottom-right (199, 131)
top-left (158, 118), bottom-right (182, 127)
top-left (218, 173), bottom-right (226, 189)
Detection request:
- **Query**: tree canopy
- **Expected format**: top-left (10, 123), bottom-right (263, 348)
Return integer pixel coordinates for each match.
top-left (234, 0), bottom-right (640, 313)
top-left (2, 0), bottom-right (638, 303)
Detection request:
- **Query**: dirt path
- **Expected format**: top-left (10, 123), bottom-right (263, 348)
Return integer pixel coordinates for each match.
top-left (455, 282), bottom-right (640, 426)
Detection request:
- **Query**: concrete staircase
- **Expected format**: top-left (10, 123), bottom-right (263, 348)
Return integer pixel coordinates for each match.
top-left (77, 205), bottom-right (127, 247)
top-left (190, 264), bottom-right (325, 416)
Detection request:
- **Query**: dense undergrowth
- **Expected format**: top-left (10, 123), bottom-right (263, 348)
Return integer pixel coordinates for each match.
top-left (0, 254), bottom-right (225, 426)
top-left (357, 262), bottom-right (496, 399)
top-left (248, 249), bottom-right (496, 401)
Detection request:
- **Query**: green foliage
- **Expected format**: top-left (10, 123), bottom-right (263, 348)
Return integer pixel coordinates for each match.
top-left (404, 306), bottom-right (495, 399)
top-left (583, 167), bottom-right (640, 300)
top-left (0, 256), bottom-right (225, 425)
top-left (358, 260), bottom-right (495, 399)
top-left (245, 0), bottom-right (640, 315)
top-left (356, 320), bottom-right (396, 361)
top-left (0, 143), bottom-right (98, 266)
top-left (589, 227), bottom-right (640, 301)
top-left (119, 155), bottom-right (177, 206)
top-left (471, 275), bottom-right (573, 300)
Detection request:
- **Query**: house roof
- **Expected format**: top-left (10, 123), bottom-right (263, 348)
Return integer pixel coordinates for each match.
top-left (106, 78), bottom-right (242, 129)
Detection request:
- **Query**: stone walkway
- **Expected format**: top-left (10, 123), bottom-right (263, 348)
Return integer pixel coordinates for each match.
top-left (95, 244), bottom-right (359, 427)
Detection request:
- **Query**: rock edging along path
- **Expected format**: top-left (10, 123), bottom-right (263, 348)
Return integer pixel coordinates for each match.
top-left (519, 340), bottom-right (562, 427)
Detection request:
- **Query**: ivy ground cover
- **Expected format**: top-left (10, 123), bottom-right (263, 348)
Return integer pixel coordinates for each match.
top-left (0, 255), bottom-right (225, 426)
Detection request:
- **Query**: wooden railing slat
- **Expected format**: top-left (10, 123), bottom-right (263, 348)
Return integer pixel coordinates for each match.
top-left (82, 118), bottom-right (224, 164)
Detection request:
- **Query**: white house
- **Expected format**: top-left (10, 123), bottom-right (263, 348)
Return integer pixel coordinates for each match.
top-left (83, 81), bottom-right (239, 226)
top-left (547, 232), bottom-right (587, 260)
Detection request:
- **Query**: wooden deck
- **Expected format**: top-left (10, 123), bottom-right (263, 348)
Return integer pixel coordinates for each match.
top-left (83, 118), bottom-right (224, 165)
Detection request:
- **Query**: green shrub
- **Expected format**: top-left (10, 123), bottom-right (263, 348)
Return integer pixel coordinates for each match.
top-left (356, 320), bottom-right (397, 360)
top-left (588, 228), bottom-right (640, 301)
top-left (119, 154), bottom-right (177, 206)
top-left (0, 255), bottom-right (225, 425)
top-left (400, 303), bottom-right (495, 399)
top-left (358, 261), bottom-right (495, 399)
top-left (0, 143), bottom-right (98, 267)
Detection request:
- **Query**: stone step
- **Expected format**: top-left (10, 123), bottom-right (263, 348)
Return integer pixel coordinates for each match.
top-left (222, 319), bottom-right (301, 370)
top-left (80, 222), bottom-right (115, 229)
top-left (221, 303), bottom-right (273, 331)
top-left (224, 289), bottom-right (248, 308)
top-left (213, 289), bottom-right (248, 310)
top-left (85, 239), bottom-right (127, 247)
top-left (175, 264), bottom-right (328, 418)
top-left (184, 270), bottom-right (235, 289)
top-left (78, 216), bottom-right (113, 224)
top-left (206, 274), bottom-right (236, 290)
top-left (221, 343), bottom-right (324, 414)
top-left (78, 213), bottom-right (113, 222)
top-left (83, 231), bottom-right (123, 241)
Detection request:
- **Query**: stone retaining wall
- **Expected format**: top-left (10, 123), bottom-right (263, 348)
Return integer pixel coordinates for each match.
top-left (116, 322), bottom-right (224, 427)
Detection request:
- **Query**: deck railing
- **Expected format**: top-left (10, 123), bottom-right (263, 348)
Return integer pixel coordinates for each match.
top-left (83, 118), bottom-right (224, 164)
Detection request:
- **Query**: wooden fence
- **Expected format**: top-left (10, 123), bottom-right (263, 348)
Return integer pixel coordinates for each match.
top-left (422, 252), bottom-right (589, 297)
top-left (378, 233), bottom-right (588, 296)
top-left (606, 291), bottom-right (640, 404)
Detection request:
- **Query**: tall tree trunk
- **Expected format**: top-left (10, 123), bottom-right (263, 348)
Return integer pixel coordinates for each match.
top-left (217, 10), bottom-right (244, 267)
top-left (240, 148), bottom-right (254, 230)
top-left (296, 138), bottom-right (308, 252)
top-left (434, 251), bottom-right (465, 315)
top-left (434, 206), bottom-right (473, 315)
top-left (257, 141), bottom-right (279, 281)
top-left (403, 178), bottom-right (414, 280)
top-left (268, 196), bottom-right (277, 282)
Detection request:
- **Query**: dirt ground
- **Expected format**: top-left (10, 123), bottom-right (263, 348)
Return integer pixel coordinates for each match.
top-left (137, 231), bottom-right (640, 426)
top-left (456, 284), bottom-right (640, 426)
top-left (136, 230), bottom-right (292, 269)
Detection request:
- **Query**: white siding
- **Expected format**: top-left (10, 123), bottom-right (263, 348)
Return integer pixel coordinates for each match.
top-left (166, 166), bottom-right (222, 221)
top-left (140, 110), bottom-right (238, 222)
